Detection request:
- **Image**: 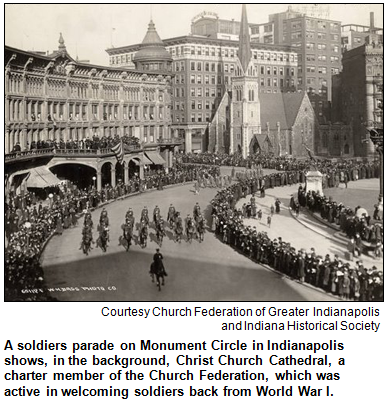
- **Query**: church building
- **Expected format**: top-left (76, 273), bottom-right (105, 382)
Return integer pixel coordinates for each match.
top-left (208, 4), bottom-right (317, 157)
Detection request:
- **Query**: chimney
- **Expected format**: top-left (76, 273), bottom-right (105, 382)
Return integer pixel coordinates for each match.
top-left (370, 12), bottom-right (375, 31)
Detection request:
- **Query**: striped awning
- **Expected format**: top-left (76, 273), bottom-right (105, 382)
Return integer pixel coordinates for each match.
top-left (145, 151), bottom-right (166, 165)
top-left (132, 155), bottom-right (153, 166)
top-left (25, 166), bottom-right (61, 188)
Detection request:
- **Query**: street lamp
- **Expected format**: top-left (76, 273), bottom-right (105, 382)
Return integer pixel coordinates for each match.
top-left (48, 193), bottom-right (54, 209)
top-left (92, 176), bottom-right (96, 189)
top-left (24, 221), bottom-right (31, 248)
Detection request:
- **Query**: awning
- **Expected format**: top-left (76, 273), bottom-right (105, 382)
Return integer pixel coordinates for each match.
top-left (25, 166), bottom-right (61, 188)
top-left (132, 155), bottom-right (153, 166)
top-left (145, 151), bottom-right (166, 165)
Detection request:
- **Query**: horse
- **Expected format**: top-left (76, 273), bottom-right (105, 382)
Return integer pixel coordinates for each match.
top-left (174, 219), bottom-right (183, 243)
top-left (139, 224), bottom-right (148, 248)
top-left (196, 218), bottom-right (205, 243)
top-left (121, 223), bottom-right (133, 252)
top-left (186, 220), bottom-right (195, 243)
top-left (98, 227), bottom-right (109, 252)
top-left (82, 234), bottom-right (93, 255)
top-left (155, 222), bottom-right (165, 247)
top-left (150, 262), bottom-right (166, 291)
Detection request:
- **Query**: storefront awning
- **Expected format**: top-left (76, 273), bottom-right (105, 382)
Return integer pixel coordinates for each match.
top-left (145, 151), bottom-right (166, 165)
top-left (25, 166), bottom-right (61, 188)
top-left (132, 155), bottom-right (153, 166)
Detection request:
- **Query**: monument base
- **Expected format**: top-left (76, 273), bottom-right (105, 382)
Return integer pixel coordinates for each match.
top-left (306, 169), bottom-right (323, 195)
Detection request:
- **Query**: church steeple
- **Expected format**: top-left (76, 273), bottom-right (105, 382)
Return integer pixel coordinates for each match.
top-left (238, 4), bottom-right (252, 75)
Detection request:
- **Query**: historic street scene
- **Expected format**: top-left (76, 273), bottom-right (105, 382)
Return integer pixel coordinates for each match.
top-left (4, 4), bottom-right (383, 301)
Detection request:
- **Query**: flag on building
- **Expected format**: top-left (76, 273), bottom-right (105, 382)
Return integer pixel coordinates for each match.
top-left (111, 140), bottom-right (124, 164)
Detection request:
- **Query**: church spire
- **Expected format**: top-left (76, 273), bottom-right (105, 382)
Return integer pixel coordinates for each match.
top-left (238, 4), bottom-right (251, 74)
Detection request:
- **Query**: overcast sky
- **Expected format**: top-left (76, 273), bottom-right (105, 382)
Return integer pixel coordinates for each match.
top-left (5, 3), bottom-right (383, 66)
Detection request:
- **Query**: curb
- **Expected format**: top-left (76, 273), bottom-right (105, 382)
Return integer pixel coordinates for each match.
top-left (288, 207), bottom-right (347, 245)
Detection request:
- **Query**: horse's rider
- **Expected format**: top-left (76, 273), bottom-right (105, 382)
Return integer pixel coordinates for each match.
top-left (193, 203), bottom-right (201, 221)
top-left (152, 248), bottom-right (167, 277)
top-left (167, 204), bottom-right (176, 224)
top-left (141, 206), bottom-right (149, 226)
top-left (100, 208), bottom-right (109, 227)
top-left (153, 205), bottom-right (160, 223)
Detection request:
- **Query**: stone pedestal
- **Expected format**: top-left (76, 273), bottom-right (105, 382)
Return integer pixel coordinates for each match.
top-left (306, 169), bottom-right (323, 195)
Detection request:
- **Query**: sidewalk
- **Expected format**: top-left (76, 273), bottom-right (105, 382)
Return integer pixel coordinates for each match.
top-left (236, 184), bottom-right (383, 272)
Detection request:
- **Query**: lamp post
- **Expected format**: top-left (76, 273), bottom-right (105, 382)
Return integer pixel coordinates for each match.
top-left (92, 176), bottom-right (96, 189)
top-left (48, 193), bottom-right (54, 209)
top-left (24, 221), bottom-right (31, 248)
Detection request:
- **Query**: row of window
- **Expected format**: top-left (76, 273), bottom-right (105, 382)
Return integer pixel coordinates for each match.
top-left (292, 32), bottom-right (340, 41)
top-left (6, 100), bottom-right (165, 123)
top-left (305, 66), bottom-right (340, 75)
top-left (301, 20), bottom-right (340, 31)
top-left (260, 78), bottom-right (295, 88)
top-left (303, 54), bottom-right (340, 63)
top-left (306, 43), bottom-right (340, 52)
top-left (259, 66), bottom-right (295, 76)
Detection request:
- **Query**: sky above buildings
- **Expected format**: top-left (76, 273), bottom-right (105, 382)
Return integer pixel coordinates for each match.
top-left (5, 3), bottom-right (383, 66)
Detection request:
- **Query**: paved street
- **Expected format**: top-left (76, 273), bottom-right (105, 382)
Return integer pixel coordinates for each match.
top-left (41, 181), bottom-right (335, 301)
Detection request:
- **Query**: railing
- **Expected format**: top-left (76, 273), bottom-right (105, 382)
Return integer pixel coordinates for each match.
top-left (5, 148), bottom-right (55, 161)
top-left (156, 138), bottom-right (183, 144)
top-left (5, 144), bottom-right (144, 161)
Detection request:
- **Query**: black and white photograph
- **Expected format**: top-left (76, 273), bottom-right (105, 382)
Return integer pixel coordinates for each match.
top-left (4, 3), bottom-right (383, 302)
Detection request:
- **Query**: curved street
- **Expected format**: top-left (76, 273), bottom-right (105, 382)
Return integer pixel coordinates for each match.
top-left (41, 178), bottom-right (336, 301)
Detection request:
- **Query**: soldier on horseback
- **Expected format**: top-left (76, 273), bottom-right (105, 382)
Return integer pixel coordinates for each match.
top-left (81, 224), bottom-right (93, 255)
top-left (185, 214), bottom-right (195, 243)
top-left (141, 206), bottom-right (150, 226)
top-left (155, 216), bottom-right (166, 247)
top-left (167, 204), bottom-right (176, 229)
top-left (138, 217), bottom-right (148, 248)
top-left (153, 205), bottom-right (161, 225)
top-left (196, 212), bottom-right (205, 243)
top-left (174, 212), bottom-right (184, 243)
top-left (150, 248), bottom-right (167, 290)
top-left (193, 202), bottom-right (201, 222)
top-left (121, 217), bottom-right (133, 251)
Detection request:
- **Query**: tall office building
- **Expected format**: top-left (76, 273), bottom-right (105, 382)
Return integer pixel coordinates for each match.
top-left (332, 32), bottom-right (383, 157)
top-left (263, 8), bottom-right (341, 123)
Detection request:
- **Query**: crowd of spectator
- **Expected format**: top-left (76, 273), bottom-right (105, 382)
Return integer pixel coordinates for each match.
top-left (5, 163), bottom-right (221, 301)
top-left (181, 153), bottom-right (381, 189)
top-left (210, 176), bottom-right (383, 301)
top-left (294, 187), bottom-right (383, 258)
top-left (10, 134), bottom-right (141, 154)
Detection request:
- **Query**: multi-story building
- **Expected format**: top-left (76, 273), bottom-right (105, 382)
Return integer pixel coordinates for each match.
top-left (263, 8), bottom-right (342, 123)
top-left (332, 32), bottom-right (383, 157)
top-left (207, 5), bottom-right (317, 158)
top-left (175, 6), bottom-right (342, 124)
top-left (5, 34), bottom-right (178, 191)
top-left (107, 21), bottom-right (298, 153)
top-left (341, 12), bottom-right (383, 52)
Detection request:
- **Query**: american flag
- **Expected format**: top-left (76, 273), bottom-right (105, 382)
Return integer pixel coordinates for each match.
top-left (111, 140), bottom-right (124, 164)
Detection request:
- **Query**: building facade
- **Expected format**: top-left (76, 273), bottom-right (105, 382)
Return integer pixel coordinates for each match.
top-left (107, 34), bottom-right (298, 153)
top-left (5, 38), bottom-right (174, 155)
top-left (332, 34), bottom-right (383, 157)
top-left (185, 7), bottom-right (342, 123)
top-left (207, 5), bottom-right (316, 158)
top-left (341, 12), bottom-right (383, 52)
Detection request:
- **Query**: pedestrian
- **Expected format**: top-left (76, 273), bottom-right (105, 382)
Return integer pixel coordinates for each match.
top-left (267, 215), bottom-right (271, 228)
